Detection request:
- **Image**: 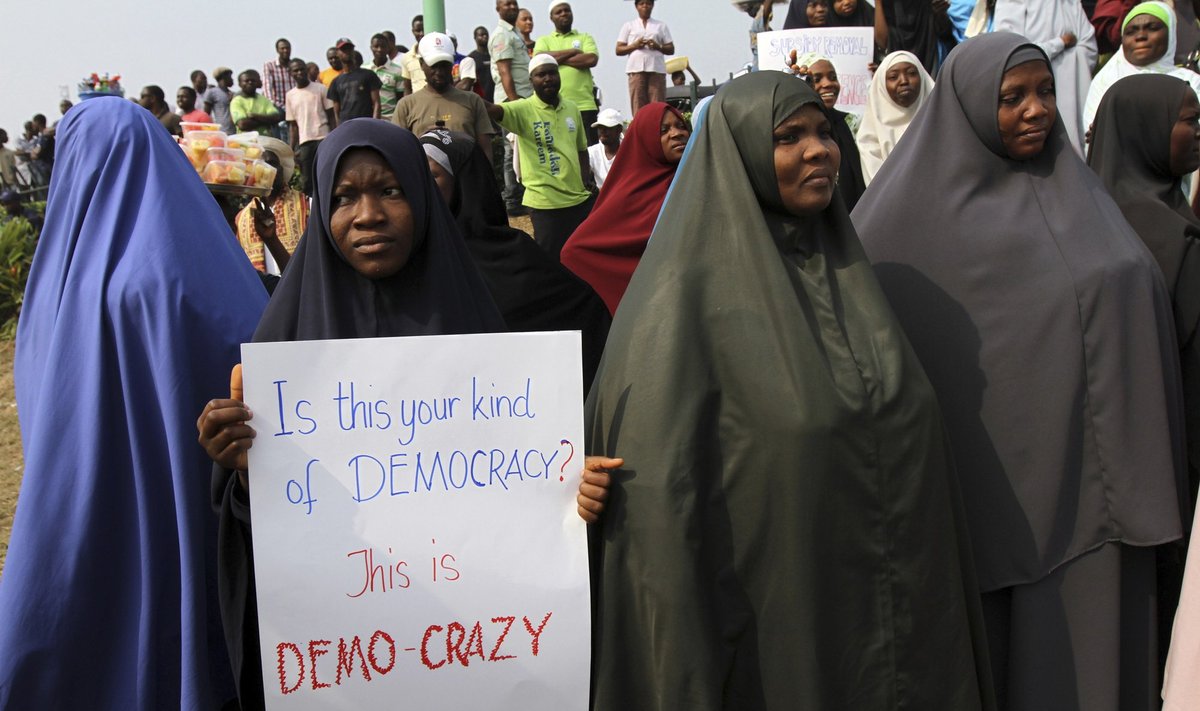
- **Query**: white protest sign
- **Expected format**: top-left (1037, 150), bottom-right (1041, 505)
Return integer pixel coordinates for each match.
top-left (242, 331), bottom-right (588, 711)
top-left (758, 27), bottom-right (875, 116)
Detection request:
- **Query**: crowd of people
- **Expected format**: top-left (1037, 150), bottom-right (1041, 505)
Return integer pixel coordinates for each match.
top-left (7, 0), bottom-right (1200, 710)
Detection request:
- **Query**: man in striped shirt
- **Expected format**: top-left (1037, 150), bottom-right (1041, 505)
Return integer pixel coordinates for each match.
top-left (262, 38), bottom-right (295, 140)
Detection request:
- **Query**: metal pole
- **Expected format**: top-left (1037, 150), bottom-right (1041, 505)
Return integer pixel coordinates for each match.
top-left (424, 0), bottom-right (447, 33)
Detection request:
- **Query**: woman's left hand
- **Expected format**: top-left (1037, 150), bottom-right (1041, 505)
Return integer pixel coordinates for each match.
top-left (577, 456), bottom-right (624, 524)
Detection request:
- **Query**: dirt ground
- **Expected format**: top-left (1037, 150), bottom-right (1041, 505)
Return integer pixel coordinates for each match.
top-left (0, 340), bottom-right (21, 575)
top-left (0, 217), bottom-right (539, 575)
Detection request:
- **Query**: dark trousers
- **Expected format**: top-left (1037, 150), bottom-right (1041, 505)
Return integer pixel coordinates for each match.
top-left (581, 109), bottom-right (599, 146)
top-left (531, 194), bottom-right (596, 262)
top-left (296, 140), bottom-right (321, 196)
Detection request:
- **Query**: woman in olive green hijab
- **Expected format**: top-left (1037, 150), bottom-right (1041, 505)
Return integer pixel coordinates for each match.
top-left (586, 71), bottom-right (994, 710)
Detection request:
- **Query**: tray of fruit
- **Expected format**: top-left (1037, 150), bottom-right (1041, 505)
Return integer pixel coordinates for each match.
top-left (205, 182), bottom-right (272, 198)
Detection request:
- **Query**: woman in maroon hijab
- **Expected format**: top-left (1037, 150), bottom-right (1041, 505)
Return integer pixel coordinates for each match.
top-left (560, 101), bottom-right (689, 315)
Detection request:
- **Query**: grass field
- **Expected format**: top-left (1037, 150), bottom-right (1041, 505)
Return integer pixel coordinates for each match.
top-left (0, 340), bottom-right (21, 576)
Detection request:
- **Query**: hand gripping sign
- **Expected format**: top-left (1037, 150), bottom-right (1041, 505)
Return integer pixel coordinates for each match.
top-left (242, 331), bottom-right (588, 710)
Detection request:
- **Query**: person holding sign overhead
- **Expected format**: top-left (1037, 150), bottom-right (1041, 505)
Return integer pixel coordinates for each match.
top-left (197, 118), bottom-right (619, 709)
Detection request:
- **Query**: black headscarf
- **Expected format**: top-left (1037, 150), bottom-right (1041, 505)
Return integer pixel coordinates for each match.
top-left (587, 71), bottom-right (993, 709)
top-left (253, 119), bottom-right (505, 341)
top-left (1090, 72), bottom-right (1200, 501)
top-left (830, 106), bottom-right (867, 211)
top-left (216, 119), bottom-right (505, 709)
top-left (882, 0), bottom-right (948, 75)
top-left (853, 33), bottom-right (1188, 592)
top-left (418, 129), bottom-right (611, 392)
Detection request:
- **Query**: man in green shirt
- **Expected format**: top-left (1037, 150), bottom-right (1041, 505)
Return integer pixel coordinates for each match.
top-left (230, 70), bottom-right (283, 136)
top-left (532, 1), bottom-right (601, 144)
top-left (486, 55), bottom-right (595, 261)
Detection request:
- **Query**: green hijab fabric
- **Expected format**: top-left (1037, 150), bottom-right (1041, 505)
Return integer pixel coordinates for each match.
top-left (586, 71), bottom-right (994, 710)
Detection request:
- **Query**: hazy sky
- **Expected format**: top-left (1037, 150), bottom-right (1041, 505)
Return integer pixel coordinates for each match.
top-left (0, 0), bottom-right (796, 140)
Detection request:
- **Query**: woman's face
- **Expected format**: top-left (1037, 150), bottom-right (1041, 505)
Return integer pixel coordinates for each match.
top-left (833, 0), bottom-right (858, 16)
top-left (808, 60), bottom-right (840, 110)
top-left (884, 61), bottom-right (921, 108)
top-left (517, 9), bottom-right (534, 35)
top-left (426, 157), bottom-right (456, 208)
top-left (635, 0), bottom-right (654, 20)
top-left (1122, 13), bottom-right (1170, 67)
top-left (659, 111), bottom-right (691, 163)
top-left (997, 60), bottom-right (1056, 161)
top-left (773, 103), bottom-right (841, 216)
top-left (330, 148), bottom-right (416, 279)
top-left (806, 0), bottom-right (830, 26)
top-left (1170, 90), bottom-right (1200, 176)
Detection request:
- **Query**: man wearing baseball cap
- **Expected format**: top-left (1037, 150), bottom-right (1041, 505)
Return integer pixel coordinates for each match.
top-left (328, 38), bottom-right (382, 122)
top-left (587, 108), bottom-right (624, 189)
top-left (485, 54), bottom-right (595, 260)
top-left (392, 33), bottom-right (496, 160)
top-left (532, 2), bottom-right (601, 144)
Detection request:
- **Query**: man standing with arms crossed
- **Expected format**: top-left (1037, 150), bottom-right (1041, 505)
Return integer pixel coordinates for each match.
top-left (491, 0), bottom-right (533, 216)
top-left (533, 2), bottom-right (601, 144)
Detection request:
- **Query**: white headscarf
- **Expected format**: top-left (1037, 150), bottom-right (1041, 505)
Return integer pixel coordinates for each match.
top-left (1084, 1), bottom-right (1200, 129)
top-left (856, 51), bottom-right (934, 185)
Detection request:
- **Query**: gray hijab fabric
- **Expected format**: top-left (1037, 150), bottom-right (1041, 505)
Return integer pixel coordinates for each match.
top-left (853, 32), bottom-right (1188, 591)
top-left (587, 71), bottom-right (994, 710)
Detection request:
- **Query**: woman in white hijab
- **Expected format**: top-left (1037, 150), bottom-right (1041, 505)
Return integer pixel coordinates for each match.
top-left (1084, 1), bottom-right (1200, 131)
top-left (857, 50), bottom-right (934, 184)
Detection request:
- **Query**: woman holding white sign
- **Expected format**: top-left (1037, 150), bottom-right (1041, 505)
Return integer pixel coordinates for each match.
top-left (585, 71), bottom-right (993, 709)
top-left (199, 119), bottom-right (506, 707)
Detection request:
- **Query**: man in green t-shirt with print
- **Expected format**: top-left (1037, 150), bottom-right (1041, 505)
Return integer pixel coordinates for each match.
top-left (532, 1), bottom-right (601, 144)
top-left (486, 54), bottom-right (595, 261)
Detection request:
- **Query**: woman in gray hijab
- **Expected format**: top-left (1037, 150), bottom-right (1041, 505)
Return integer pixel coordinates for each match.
top-left (586, 70), bottom-right (994, 710)
top-left (853, 32), bottom-right (1188, 711)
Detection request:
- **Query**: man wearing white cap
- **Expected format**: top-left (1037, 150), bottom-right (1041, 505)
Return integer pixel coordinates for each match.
top-left (533, 2), bottom-right (601, 144)
top-left (587, 108), bottom-right (624, 189)
top-left (485, 54), bottom-right (595, 260)
top-left (392, 33), bottom-right (496, 161)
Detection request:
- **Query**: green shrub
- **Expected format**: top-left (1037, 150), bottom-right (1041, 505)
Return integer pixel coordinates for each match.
top-left (0, 214), bottom-right (39, 339)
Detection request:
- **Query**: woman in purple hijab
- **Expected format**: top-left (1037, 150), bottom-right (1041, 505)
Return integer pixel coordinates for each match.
top-left (0, 97), bottom-right (267, 709)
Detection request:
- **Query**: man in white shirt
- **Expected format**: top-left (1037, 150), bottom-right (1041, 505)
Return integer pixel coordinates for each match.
top-left (616, 0), bottom-right (675, 116)
top-left (588, 108), bottom-right (624, 190)
top-left (284, 58), bottom-right (334, 195)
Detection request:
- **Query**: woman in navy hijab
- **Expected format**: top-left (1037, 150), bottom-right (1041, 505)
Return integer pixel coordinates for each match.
top-left (0, 97), bottom-right (267, 708)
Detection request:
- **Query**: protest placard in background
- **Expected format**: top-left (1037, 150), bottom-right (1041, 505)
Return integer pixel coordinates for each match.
top-left (242, 331), bottom-right (588, 711)
top-left (757, 27), bottom-right (875, 116)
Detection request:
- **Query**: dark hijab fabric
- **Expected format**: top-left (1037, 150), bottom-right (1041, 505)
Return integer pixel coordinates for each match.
top-left (883, 0), bottom-right (948, 75)
top-left (784, 0), bottom-right (874, 28)
top-left (560, 102), bottom-right (685, 315)
top-left (1090, 73), bottom-right (1200, 500)
top-left (829, 105), bottom-right (867, 211)
top-left (587, 71), bottom-right (993, 710)
top-left (253, 119), bottom-right (504, 341)
top-left (419, 128), bottom-right (610, 391)
top-left (853, 33), bottom-right (1188, 593)
top-left (1, 97), bottom-right (265, 709)
top-left (214, 119), bottom-right (505, 708)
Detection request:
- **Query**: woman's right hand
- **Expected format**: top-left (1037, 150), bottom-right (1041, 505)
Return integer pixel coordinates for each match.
top-left (197, 398), bottom-right (256, 472)
top-left (197, 364), bottom-right (256, 483)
